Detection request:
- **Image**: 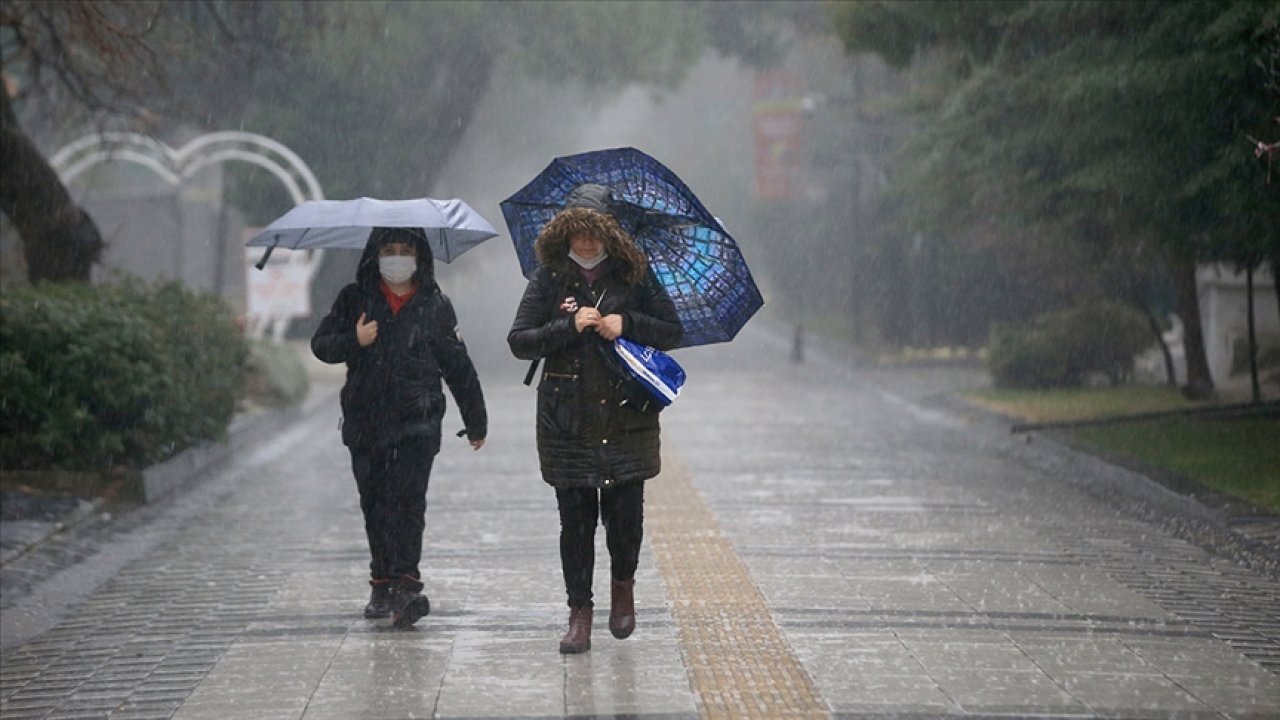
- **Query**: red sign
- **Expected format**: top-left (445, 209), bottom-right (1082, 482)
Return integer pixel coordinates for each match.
top-left (753, 72), bottom-right (806, 201)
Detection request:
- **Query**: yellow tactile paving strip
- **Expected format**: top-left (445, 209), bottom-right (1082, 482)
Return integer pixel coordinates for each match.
top-left (647, 452), bottom-right (831, 719)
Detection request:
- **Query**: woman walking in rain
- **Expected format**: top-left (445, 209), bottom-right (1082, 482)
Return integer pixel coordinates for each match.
top-left (312, 227), bottom-right (487, 628)
top-left (507, 187), bottom-right (683, 653)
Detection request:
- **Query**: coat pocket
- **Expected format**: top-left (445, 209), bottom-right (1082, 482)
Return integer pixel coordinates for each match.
top-left (537, 375), bottom-right (580, 436)
top-left (398, 380), bottom-right (436, 420)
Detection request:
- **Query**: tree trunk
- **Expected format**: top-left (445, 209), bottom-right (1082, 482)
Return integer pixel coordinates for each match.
top-left (1272, 252), bottom-right (1280, 331)
top-left (0, 89), bottom-right (103, 283)
top-left (1138, 302), bottom-right (1177, 387)
top-left (1172, 252), bottom-right (1215, 399)
top-left (1246, 265), bottom-right (1260, 403)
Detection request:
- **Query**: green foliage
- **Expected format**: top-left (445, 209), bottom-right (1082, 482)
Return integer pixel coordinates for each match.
top-left (163, 1), bottom-right (791, 224)
top-left (834, 0), bottom-right (1278, 387)
top-left (500, 2), bottom-right (706, 89)
top-left (12, 1), bottom-right (793, 226)
top-left (844, 1), bottom-right (1278, 266)
top-left (988, 299), bottom-right (1154, 389)
top-left (830, 1), bottom-right (1020, 70)
top-left (0, 282), bottom-right (248, 471)
top-left (218, 2), bottom-right (501, 213)
top-left (1230, 334), bottom-right (1280, 376)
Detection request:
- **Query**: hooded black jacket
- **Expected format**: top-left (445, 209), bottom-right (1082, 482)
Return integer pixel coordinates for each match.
top-left (311, 234), bottom-right (486, 450)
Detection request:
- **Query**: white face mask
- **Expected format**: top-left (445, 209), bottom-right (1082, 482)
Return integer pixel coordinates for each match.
top-left (569, 249), bottom-right (608, 270)
top-left (378, 255), bottom-right (417, 284)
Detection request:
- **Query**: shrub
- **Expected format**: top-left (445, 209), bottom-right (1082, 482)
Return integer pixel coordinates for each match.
top-left (0, 282), bottom-right (248, 471)
top-left (988, 299), bottom-right (1153, 389)
top-left (988, 323), bottom-right (1073, 388)
top-left (1230, 334), bottom-right (1280, 376)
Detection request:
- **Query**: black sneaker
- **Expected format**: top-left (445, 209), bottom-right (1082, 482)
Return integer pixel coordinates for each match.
top-left (364, 580), bottom-right (392, 619)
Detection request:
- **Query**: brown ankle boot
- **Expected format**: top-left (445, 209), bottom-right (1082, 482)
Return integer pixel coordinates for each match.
top-left (609, 578), bottom-right (635, 639)
top-left (559, 605), bottom-right (592, 654)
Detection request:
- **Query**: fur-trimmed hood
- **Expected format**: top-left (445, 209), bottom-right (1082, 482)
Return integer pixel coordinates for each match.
top-left (534, 207), bottom-right (648, 286)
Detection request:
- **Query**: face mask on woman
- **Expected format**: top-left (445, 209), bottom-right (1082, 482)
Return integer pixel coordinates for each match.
top-left (378, 256), bottom-right (417, 284)
top-left (568, 249), bottom-right (608, 270)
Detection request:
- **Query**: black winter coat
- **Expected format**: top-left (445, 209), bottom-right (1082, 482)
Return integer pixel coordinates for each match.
top-left (508, 262), bottom-right (682, 488)
top-left (311, 239), bottom-right (486, 451)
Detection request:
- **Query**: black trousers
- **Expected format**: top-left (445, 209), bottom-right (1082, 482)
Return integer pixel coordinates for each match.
top-left (350, 435), bottom-right (435, 582)
top-left (555, 480), bottom-right (645, 608)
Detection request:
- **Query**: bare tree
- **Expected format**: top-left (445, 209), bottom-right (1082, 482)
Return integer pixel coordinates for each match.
top-left (1, 1), bottom-right (321, 282)
top-left (0, 2), bottom-right (174, 281)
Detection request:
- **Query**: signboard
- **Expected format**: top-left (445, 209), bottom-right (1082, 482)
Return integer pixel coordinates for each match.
top-left (753, 71), bottom-right (807, 201)
top-left (245, 229), bottom-right (311, 318)
top-left (246, 260), bottom-right (312, 317)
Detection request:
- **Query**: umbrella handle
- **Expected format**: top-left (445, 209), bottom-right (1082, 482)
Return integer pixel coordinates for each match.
top-left (254, 239), bottom-right (279, 270)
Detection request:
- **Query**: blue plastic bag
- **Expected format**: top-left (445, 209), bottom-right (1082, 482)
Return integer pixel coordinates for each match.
top-left (613, 337), bottom-right (686, 407)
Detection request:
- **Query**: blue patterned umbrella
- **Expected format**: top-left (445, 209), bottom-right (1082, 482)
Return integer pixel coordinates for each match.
top-left (501, 147), bottom-right (764, 348)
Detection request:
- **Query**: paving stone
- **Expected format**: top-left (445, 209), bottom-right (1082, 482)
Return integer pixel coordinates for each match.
top-left (1056, 672), bottom-right (1216, 717)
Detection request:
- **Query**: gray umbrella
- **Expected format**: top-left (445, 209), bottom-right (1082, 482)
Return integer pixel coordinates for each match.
top-left (247, 196), bottom-right (499, 268)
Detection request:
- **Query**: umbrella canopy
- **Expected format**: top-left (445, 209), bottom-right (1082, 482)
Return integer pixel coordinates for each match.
top-left (501, 147), bottom-right (763, 348)
top-left (247, 196), bottom-right (498, 264)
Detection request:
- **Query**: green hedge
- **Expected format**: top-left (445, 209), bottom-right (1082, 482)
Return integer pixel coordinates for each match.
top-left (0, 282), bottom-right (248, 471)
top-left (988, 299), bottom-right (1153, 389)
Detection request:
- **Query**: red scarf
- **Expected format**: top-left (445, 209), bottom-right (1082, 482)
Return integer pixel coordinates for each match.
top-left (380, 280), bottom-right (416, 315)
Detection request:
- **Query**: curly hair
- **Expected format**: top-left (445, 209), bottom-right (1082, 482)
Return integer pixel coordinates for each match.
top-left (534, 208), bottom-right (648, 285)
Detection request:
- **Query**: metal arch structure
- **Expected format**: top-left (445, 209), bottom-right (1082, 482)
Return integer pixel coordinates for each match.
top-left (49, 131), bottom-right (326, 341)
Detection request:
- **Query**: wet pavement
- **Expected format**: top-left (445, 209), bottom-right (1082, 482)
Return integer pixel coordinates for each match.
top-left (1, 325), bottom-right (1278, 719)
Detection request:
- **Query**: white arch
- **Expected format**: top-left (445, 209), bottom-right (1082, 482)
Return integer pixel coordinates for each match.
top-left (51, 131), bottom-right (326, 341)
top-left (58, 149), bottom-right (184, 187)
top-left (183, 150), bottom-right (309, 205)
top-left (178, 131), bottom-right (323, 201)
top-left (51, 131), bottom-right (322, 207)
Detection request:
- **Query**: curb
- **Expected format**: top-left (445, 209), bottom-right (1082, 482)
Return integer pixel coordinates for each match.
top-left (140, 400), bottom-right (307, 503)
top-left (0, 497), bottom-right (103, 566)
top-left (934, 391), bottom-right (1280, 580)
top-left (0, 395), bottom-right (319, 568)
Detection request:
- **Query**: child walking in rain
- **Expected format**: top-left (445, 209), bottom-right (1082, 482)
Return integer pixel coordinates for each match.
top-left (312, 227), bottom-right (487, 628)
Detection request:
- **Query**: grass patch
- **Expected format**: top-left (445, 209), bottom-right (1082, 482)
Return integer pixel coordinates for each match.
top-left (961, 385), bottom-right (1278, 512)
top-left (963, 385), bottom-right (1195, 424)
top-left (1072, 417), bottom-right (1280, 513)
top-left (879, 345), bottom-right (987, 365)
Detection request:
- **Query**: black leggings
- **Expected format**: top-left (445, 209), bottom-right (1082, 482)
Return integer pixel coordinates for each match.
top-left (350, 436), bottom-right (435, 582)
top-left (555, 481), bottom-right (646, 608)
